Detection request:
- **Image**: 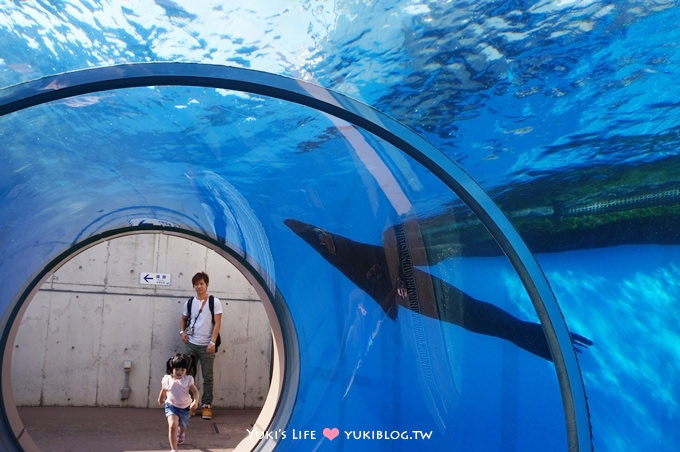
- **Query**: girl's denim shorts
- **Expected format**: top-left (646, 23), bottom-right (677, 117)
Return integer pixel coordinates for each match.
top-left (164, 403), bottom-right (191, 428)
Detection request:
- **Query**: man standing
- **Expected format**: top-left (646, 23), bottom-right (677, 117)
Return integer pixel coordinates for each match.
top-left (180, 272), bottom-right (223, 420)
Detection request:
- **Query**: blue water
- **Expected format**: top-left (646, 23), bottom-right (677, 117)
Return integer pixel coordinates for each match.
top-left (1, 1), bottom-right (680, 451)
top-left (539, 246), bottom-right (680, 450)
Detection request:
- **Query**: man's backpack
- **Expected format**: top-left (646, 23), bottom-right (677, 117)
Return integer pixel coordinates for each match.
top-left (186, 295), bottom-right (222, 351)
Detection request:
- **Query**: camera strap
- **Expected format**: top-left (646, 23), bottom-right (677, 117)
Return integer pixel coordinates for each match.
top-left (189, 297), bottom-right (208, 330)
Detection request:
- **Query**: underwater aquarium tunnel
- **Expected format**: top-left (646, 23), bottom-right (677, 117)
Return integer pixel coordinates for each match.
top-left (0, 0), bottom-right (680, 452)
top-left (0, 63), bottom-right (592, 451)
top-left (2, 4), bottom-right (680, 451)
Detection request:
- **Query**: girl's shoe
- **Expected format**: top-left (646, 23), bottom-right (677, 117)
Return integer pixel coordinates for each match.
top-left (177, 431), bottom-right (185, 444)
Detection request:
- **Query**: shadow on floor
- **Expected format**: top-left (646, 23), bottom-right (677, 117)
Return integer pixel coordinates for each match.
top-left (18, 406), bottom-right (259, 452)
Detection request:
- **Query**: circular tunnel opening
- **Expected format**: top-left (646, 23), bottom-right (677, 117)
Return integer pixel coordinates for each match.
top-left (0, 63), bottom-right (590, 451)
top-left (2, 229), bottom-right (294, 452)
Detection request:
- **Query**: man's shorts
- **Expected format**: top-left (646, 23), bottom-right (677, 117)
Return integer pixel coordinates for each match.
top-left (165, 403), bottom-right (191, 428)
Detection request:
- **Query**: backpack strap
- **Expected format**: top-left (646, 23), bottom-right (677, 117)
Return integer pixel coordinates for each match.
top-left (186, 296), bottom-right (215, 324)
top-left (185, 297), bottom-right (193, 329)
top-left (208, 295), bottom-right (221, 349)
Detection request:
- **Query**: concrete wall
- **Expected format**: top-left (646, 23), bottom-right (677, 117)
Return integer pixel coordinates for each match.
top-left (11, 233), bottom-right (272, 409)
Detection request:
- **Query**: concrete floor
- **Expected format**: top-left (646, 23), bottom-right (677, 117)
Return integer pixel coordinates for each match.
top-left (17, 406), bottom-right (260, 452)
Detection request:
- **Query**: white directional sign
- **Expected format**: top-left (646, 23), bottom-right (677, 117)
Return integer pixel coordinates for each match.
top-left (139, 272), bottom-right (172, 286)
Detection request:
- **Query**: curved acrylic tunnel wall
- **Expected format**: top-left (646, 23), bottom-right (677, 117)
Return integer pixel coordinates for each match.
top-left (0, 64), bottom-right (589, 451)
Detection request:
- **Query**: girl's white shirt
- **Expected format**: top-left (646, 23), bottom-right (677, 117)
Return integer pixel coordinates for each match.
top-left (162, 374), bottom-right (194, 409)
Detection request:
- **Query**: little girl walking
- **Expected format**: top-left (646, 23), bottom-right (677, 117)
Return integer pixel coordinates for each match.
top-left (158, 354), bottom-right (200, 452)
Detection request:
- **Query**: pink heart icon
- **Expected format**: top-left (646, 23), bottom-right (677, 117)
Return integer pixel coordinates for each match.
top-left (323, 427), bottom-right (340, 441)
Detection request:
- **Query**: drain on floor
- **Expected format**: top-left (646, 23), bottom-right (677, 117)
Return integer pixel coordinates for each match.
top-left (213, 423), bottom-right (232, 439)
